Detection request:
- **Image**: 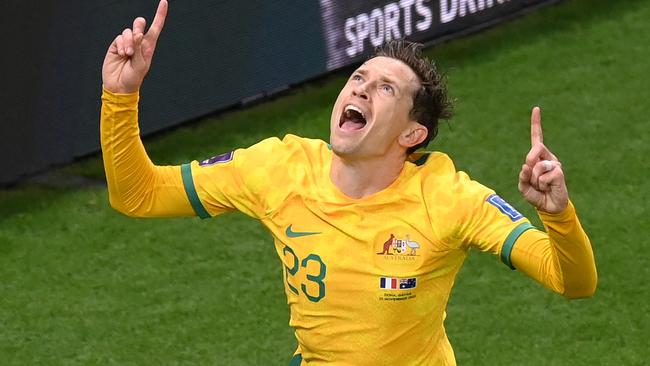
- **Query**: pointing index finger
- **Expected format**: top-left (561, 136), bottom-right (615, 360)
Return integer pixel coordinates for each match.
top-left (530, 106), bottom-right (543, 146)
top-left (147, 0), bottom-right (168, 41)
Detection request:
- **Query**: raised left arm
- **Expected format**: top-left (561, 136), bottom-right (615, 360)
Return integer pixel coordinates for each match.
top-left (513, 107), bottom-right (597, 298)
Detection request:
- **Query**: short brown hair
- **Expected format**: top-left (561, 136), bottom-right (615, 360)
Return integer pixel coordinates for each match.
top-left (372, 40), bottom-right (453, 155)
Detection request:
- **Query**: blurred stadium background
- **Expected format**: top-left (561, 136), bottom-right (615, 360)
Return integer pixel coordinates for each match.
top-left (1, 0), bottom-right (648, 364)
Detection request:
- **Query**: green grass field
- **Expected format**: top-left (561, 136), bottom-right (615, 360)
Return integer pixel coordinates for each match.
top-left (2, 0), bottom-right (649, 364)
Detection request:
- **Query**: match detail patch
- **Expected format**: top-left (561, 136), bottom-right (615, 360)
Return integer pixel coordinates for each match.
top-left (486, 194), bottom-right (523, 222)
top-left (380, 277), bottom-right (417, 290)
top-left (199, 151), bottom-right (233, 166)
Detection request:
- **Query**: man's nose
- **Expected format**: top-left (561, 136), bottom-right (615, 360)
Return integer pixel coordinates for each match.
top-left (352, 83), bottom-right (369, 100)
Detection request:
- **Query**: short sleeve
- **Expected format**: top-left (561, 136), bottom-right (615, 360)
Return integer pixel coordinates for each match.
top-left (454, 172), bottom-right (535, 269)
top-left (180, 137), bottom-right (289, 219)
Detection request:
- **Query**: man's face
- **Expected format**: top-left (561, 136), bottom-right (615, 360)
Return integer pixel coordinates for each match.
top-left (329, 56), bottom-right (421, 159)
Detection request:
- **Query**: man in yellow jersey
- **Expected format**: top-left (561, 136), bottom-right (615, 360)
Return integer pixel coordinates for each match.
top-left (100, 1), bottom-right (597, 365)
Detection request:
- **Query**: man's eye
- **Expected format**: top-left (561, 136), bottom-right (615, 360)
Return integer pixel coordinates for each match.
top-left (381, 85), bottom-right (394, 94)
top-left (352, 74), bottom-right (363, 82)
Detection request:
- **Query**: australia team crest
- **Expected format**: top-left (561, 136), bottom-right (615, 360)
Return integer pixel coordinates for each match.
top-left (375, 233), bottom-right (422, 302)
top-left (377, 234), bottom-right (420, 258)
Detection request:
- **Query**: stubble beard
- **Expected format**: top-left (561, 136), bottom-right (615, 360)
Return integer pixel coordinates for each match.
top-left (330, 139), bottom-right (356, 158)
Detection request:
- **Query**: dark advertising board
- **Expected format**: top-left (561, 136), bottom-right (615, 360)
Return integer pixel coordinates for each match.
top-left (320, 0), bottom-right (560, 70)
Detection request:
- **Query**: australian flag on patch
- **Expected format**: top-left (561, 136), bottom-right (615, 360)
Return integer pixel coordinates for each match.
top-left (380, 277), bottom-right (417, 290)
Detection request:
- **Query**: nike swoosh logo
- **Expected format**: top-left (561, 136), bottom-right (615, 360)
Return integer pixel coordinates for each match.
top-left (285, 225), bottom-right (321, 238)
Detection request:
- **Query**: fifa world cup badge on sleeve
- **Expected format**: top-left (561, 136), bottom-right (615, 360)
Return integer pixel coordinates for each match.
top-left (200, 151), bottom-right (234, 166)
top-left (487, 194), bottom-right (523, 221)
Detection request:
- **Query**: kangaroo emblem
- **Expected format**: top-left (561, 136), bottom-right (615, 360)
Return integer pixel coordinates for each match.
top-left (377, 234), bottom-right (420, 256)
top-left (377, 234), bottom-right (395, 255)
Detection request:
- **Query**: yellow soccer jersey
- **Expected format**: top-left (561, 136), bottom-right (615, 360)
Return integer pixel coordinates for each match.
top-left (182, 134), bottom-right (534, 366)
top-left (101, 90), bottom-right (596, 365)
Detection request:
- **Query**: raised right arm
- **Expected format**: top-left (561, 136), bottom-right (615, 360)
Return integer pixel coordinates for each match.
top-left (101, 0), bottom-right (194, 217)
top-left (101, 89), bottom-right (194, 217)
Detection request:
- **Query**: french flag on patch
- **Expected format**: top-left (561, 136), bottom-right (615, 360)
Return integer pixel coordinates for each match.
top-left (380, 277), bottom-right (417, 290)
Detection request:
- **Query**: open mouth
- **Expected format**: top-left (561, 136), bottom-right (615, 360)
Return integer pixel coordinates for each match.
top-left (339, 105), bottom-right (367, 131)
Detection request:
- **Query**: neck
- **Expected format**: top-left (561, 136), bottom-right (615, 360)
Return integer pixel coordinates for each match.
top-left (330, 152), bottom-right (405, 199)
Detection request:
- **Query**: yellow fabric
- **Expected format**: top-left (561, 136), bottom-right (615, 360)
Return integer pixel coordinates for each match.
top-left (101, 89), bottom-right (194, 217)
top-left (511, 202), bottom-right (597, 299)
top-left (101, 89), bottom-right (596, 365)
top-left (187, 134), bottom-right (532, 366)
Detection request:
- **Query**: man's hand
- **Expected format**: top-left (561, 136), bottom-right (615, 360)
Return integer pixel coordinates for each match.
top-left (102, 0), bottom-right (168, 94)
top-left (518, 107), bottom-right (569, 214)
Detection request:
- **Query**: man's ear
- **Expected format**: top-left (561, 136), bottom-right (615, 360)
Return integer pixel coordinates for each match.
top-left (399, 122), bottom-right (428, 149)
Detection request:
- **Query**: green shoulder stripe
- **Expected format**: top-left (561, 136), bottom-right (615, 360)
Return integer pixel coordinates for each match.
top-left (289, 354), bottom-right (302, 366)
top-left (181, 163), bottom-right (210, 219)
top-left (501, 222), bottom-right (535, 270)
